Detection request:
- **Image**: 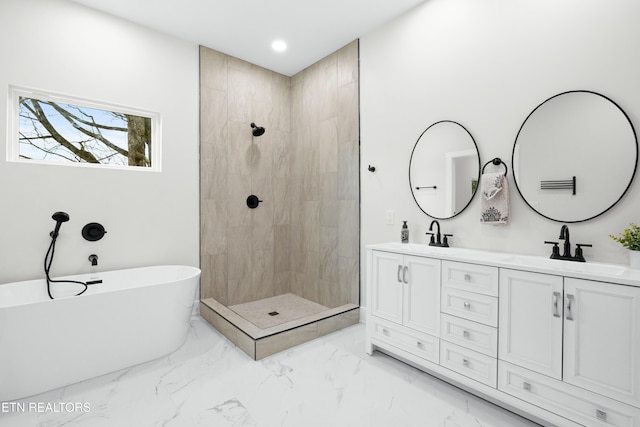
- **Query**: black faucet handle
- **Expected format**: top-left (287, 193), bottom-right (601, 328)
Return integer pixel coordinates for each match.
top-left (574, 244), bottom-right (592, 262)
top-left (442, 234), bottom-right (453, 247)
top-left (426, 232), bottom-right (435, 245)
top-left (544, 241), bottom-right (560, 259)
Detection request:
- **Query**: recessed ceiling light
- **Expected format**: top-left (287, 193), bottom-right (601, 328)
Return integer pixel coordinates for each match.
top-left (271, 40), bottom-right (287, 52)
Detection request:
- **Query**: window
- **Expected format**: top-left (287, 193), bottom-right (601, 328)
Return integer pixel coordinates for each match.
top-left (7, 86), bottom-right (161, 171)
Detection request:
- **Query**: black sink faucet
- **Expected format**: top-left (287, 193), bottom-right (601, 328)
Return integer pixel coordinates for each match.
top-left (427, 220), bottom-right (452, 247)
top-left (429, 220), bottom-right (441, 245)
top-left (559, 225), bottom-right (571, 258)
top-left (545, 225), bottom-right (592, 262)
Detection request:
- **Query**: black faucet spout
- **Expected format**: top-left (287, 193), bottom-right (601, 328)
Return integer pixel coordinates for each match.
top-left (429, 220), bottom-right (441, 244)
top-left (88, 254), bottom-right (98, 266)
top-left (559, 225), bottom-right (571, 258)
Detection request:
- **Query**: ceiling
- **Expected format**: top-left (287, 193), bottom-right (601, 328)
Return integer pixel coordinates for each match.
top-left (69, 0), bottom-right (426, 76)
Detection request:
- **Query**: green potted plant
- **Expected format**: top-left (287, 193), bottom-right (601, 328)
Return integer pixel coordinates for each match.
top-left (610, 223), bottom-right (640, 268)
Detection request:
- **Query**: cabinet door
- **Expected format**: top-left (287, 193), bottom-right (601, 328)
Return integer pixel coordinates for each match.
top-left (499, 269), bottom-right (563, 379)
top-left (403, 255), bottom-right (440, 336)
top-left (564, 278), bottom-right (640, 408)
top-left (371, 251), bottom-right (404, 324)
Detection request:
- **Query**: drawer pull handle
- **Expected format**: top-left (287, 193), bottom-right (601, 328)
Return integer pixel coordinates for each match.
top-left (462, 330), bottom-right (470, 339)
top-left (416, 341), bottom-right (423, 348)
top-left (403, 266), bottom-right (409, 284)
top-left (596, 409), bottom-right (607, 421)
top-left (464, 273), bottom-right (471, 281)
top-left (566, 294), bottom-right (575, 321)
top-left (463, 301), bottom-right (471, 310)
top-left (552, 291), bottom-right (561, 318)
top-left (382, 328), bottom-right (389, 335)
top-left (462, 358), bottom-right (470, 367)
top-left (397, 265), bottom-right (402, 283)
top-left (523, 382), bottom-right (532, 391)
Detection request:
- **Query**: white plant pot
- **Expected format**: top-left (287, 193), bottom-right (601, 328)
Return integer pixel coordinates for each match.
top-left (630, 250), bottom-right (640, 269)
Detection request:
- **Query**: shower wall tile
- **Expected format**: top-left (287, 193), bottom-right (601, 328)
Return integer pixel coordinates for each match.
top-left (226, 173), bottom-right (251, 228)
top-left (319, 173), bottom-right (337, 227)
top-left (318, 118), bottom-right (338, 174)
top-left (319, 226), bottom-right (338, 283)
top-left (301, 201), bottom-right (320, 253)
top-left (339, 256), bottom-right (360, 305)
top-left (201, 253), bottom-right (228, 304)
top-left (271, 73), bottom-right (291, 131)
top-left (273, 176), bottom-right (290, 225)
top-left (290, 79), bottom-right (303, 133)
top-left (338, 200), bottom-right (358, 259)
top-left (199, 46), bottom-right (228, 91)
top-left (201, 198), bottom-right (227, 255)
top-left (200, 88), bottom-right (228, 147)
top-left (227, 67), bottom-right (251, 123)
top-left (274, 270), bottom-right (292, 297)
top-left (274, 225), bottom-right (291, 273)
top-left (337, 40), bottom-right (358, 87)
top-left (251, 248), bottom-right (275, 301)
top-left (316, 52), bottom-right (338, 122)
top-left (227, 225), bottom-right (252, 281)
top-left (337, 82), bottom-right (359, 144)
top-left (273, 130), bottom-right (291, 178)
top-left (337, 141), bottom-right (359, 201)
top-left (301, 250), bottom-right (320, 303)
top-left (227, 122), bottom-right (253, 175)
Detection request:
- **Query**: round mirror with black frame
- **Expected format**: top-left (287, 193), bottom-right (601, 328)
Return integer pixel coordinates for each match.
top-left (409, 120), bottom-right (480, 219)
top-left (512, 90), bottom-right (638, 223)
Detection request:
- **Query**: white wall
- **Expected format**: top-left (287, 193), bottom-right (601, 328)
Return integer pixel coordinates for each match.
top-left (360, 0), bottom-right (640, 301)
top-left (0, 0), bottom-right (200, 283)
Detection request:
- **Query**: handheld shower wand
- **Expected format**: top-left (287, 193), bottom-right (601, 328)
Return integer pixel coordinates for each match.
top-left (50, 211), bottom-right (70, 239)
top-left (44, 211), bottom-right (89, 299)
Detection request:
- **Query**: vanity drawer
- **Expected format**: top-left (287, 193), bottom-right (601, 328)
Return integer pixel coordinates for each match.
top-left (441, 261), bottom-right (499, 297)
top-left (441, 288), bottom-right (498, 327)
top-left (440, 340), bottom-right (497, 388)
top-left (440, 313), bottom-right (497, 357)
top-left (499, 361), bottom-right (640, 427)
top-left (370, 317), bottom-right (439, 364)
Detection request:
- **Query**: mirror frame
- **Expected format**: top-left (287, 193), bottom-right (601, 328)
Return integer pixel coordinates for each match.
top-left (511, 90), bottom-right (638, 223)
top-left (409, 120), bottom-right (481, 220)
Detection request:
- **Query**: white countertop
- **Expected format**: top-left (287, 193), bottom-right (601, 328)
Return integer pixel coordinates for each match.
top-left (367, 242), bottom-right (640, 287)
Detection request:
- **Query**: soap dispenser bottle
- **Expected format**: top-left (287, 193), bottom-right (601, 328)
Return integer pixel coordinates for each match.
top-left (401, 221), bottom-right (409, 243)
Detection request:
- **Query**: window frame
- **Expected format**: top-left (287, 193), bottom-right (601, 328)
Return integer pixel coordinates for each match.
top-left (7, 85), bottom-right (162, 172)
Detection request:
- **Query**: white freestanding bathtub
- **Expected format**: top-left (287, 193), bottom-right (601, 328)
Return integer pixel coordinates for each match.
top-left (0, 265), bottom-right (200, 402)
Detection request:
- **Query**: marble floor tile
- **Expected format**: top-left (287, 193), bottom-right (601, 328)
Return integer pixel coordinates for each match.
top-left (0, 318), bottom-right (540, 427)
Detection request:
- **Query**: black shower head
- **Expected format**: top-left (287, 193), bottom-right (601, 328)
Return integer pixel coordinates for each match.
top-left (52, 212), bottom-right (70, 223)
top-left (50, 211), bottom-right (70, 239)
top-left (251, 122), bottom-right (265, 137)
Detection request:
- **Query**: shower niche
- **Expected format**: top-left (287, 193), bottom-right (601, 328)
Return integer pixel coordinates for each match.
top-left (198, 42), bottom-right (360, 360)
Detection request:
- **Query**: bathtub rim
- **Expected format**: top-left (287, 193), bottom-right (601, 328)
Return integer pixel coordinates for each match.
top-left (0, 264), bottom-right (201, 308)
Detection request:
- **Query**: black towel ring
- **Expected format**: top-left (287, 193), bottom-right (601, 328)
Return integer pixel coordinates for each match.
top-left (482, 157), bottom-right (508, 175)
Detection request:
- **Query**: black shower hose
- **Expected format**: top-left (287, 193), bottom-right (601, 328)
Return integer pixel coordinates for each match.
top-left (44, 234), bottom-right (88, 299)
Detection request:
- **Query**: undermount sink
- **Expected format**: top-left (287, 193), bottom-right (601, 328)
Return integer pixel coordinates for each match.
top-left (502, 255), bottom-right (626, 276)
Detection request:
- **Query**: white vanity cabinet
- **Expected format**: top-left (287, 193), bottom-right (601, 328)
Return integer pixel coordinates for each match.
top-left (498, 269), bottom-right (564, 379)
top-left (369, 250), bottom-right (441, 363)
top-left (563, 277), bottom-right (640, 408)
top-left (499, 269), bottom-right (640, 409)
top-left (366, 243), bottom-right (640, 427)
top-left (440, 261), bottom-right (499, 387)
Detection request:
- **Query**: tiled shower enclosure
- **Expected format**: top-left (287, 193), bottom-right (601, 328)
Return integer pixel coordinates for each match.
top-left (199, 40), bottom-right (360, 359)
